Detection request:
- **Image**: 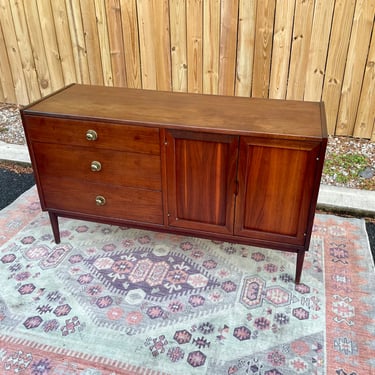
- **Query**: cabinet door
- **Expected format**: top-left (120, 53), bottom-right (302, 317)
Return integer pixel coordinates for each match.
top-left (235, 137), bottom-right (322, 245)
top-left (166, 130), bottom-right (238, 234)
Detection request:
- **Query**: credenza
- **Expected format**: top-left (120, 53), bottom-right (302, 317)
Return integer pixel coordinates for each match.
top-left (21, 84), bottom-right (327, 283)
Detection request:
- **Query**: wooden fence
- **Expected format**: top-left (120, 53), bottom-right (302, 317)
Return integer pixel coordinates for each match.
top-left (0, 0), bottom-right (374, 139)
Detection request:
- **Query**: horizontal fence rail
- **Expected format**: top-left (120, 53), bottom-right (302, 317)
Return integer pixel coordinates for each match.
top-left (0, 0), bottom-right (374, 139)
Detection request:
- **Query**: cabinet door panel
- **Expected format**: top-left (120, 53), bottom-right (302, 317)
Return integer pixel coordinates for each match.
top-left (166, 130), bottom-right (238, 234)
top-left (235, 137), bottom-right (321, 245)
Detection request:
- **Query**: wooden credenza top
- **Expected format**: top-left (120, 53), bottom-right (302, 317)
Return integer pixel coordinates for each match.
top-left (23, 84), bottom-right (326, 140)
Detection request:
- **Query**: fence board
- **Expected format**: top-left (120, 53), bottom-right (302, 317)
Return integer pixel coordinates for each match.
top-left (65, 0), bottom-right (90, 84)
top-left (9, 0), bottom-right (40, 102)
top-left (23, 0), bottom-right (53, 97)
top-left (0, 79), bottom-right (4, 103)
top-left (137, 0), bottom-right (156, 89)
top-left (94, 0), bottom-right (113, 86)
top-left (336, 0), bottom-right (375, 136)
top-left (0, 21), bottom-right (16, 103)
top-left (321, 0), bottom-right (356, 135)
top-left (203, 0), bottom-right (220, 95)
top-left (269, 0), bottom-right (295, 100)
top-left (1, 0), bottom-right (374, 139)
top-left (153, 0), bottom-right (171, 91)
top-left (36, 0), bottom-right (65, 91)
top-left (0, 0), bottom-right (29, 104)
top-left (354, 22), bottom-right (375, 139)
top-left (235, 0), bottom-right (256, 97)
top-left (286, 0), bottom-right (314, 100)
top-left (80, 0), bottom-right (103, 85)
top-left (304, 0), bottom-right (335, 101)
top-left (187, 0), bottom-right (203, 93)
top-left (252, 0), bottom-right (275, 98)
top-left (218, 0), bottom-right (239, 96)
top-left (105, 0), bottom-right (126, 86)
top-left (170, 0), bottom-right (188, 92)
top-left (51, 0), bottom-right (76, 86)
top-left (119, 0), bottom-right (141, 89)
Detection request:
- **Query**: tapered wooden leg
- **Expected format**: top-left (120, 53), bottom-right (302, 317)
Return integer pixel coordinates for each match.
top-left (295, 250), bottom-right (305, 284)
top-left (48, 212), bottom-right (61, 244)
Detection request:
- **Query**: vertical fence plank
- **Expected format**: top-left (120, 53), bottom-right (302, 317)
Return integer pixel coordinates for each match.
top-left (51, 0), bottom-right (77, 86)
top-left (9, 0), bottom-right (41, 102)
top-left (336, 0), bottom-right (375, 136)
top-left (153, 0), bottom-right (171, 91)
top-left (80, 0), bottom-right (103, 85)
top-left (304, 0), bottom-right (335, 101)
top-left (94, 0), bottom-right (113, 87)
top-left (269, 0), bottom-right (295, 99)
top-left (23, 0), bottom-right (53, 96)
top-left (354, 22), bottom-right (375, 139)
top-left (65, 0), bottom-right (90, 84)
top-left (120, 0), bottom-right (141, 89)
top-left (252, 0), bottom-right (275, 98)
top-left (170, 0), bottom-right (188, 92)
top-left (235, 0), bottom-right (256, 97)
top-left (0, 0), bottom-right (29, 104)
top-left (286, 0), bottom-right (314, 100)
top-left (218, 0), bottom-right (239, 96)
top-left (203, 0), bottom-right (220, 94)
top-left (0, 79), bottom-right (4, 102)
top-left (322, 0), bottom-right (356, 135)
top-left (187, 0), bottom-right (203, 93)
top-left (0, 20), bottom-right (16, 103)
top-left (36, 0), bottom-right (65, 91)
top-left (1, 0), bottom-right (374, 139)
top-left (137, 0), bottom-right (157, 89)
top-left (105, 0), bottom-right (126, 86)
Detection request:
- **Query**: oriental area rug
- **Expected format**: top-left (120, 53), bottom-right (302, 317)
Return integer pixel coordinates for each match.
top-left (0, 186), bottom-right (374, 375)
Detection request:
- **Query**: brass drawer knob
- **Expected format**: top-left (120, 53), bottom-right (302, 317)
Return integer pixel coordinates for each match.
top-left (95, 195), bottom-right (106, 206)
top-left (91, 160), bottom-right (102, 172)
top-left (86, 129), bottom-right (98, 141)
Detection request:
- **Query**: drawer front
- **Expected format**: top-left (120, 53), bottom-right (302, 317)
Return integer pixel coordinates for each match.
top-left (24, 116), bottom-right (160, 155)
top-left (33, 143), bottom-right (161, 191)
top-left (41, 177), bottom-right (163, 225)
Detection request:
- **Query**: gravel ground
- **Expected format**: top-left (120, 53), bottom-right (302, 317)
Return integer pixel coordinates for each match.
top-left (1, 103), bottom-right (374, 190)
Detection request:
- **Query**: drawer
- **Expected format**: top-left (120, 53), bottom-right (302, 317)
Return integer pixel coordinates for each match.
top-left (23, 116), bottom-right (160, 155)
top-left (40, 177), bottom-right (163, 225)
top-left (33, 143), bottom-right (161, 190)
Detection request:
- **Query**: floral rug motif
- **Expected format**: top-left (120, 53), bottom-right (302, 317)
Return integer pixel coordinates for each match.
top-left (0, 186), bottom-right (374, 374)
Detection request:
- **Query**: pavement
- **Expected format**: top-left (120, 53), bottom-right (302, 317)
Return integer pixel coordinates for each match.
top-left (1, 140), bottom-right (374, 218)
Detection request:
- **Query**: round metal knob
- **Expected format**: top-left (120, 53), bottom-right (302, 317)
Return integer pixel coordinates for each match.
top-left (95, 195), bottom-right (106, 206)
top-left (91, 160), bottom-right (102, 172)
top-left (86, 129), bottom-right (98, 141)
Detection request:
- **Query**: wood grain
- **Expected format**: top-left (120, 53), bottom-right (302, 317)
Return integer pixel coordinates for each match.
top-left (336, 0), bottom-right (375, 136)
top-left (235, 0), bottom-right (256, 97)
top-left (252, 0), bottom-right (275, 98)
top-left (269, 0), bottom-right (295, 99)
top-left (218, 0), bottom-right (239, 96)
top-left (286, 0), bottom-right (314, 100)
top-left (203, 0), bottom-right (220, 94)
top-left (1, 0), bottom-right (374, 138)
top-left (187, 0), bottom-right (203, 93)
top-left (321, 0), bottom-right (356, 135)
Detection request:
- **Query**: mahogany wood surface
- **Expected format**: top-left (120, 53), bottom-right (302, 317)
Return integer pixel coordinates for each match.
top-left (33, 143), bottom-right (162, 190)
top-left (24, 84), bottom-right (325, 139)
top-left (21, 84), bottom-right (328, 283)
top-left (166, 130), bottom-right (238, 235)
top-left (235, 137), bottom-right (322, 245)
